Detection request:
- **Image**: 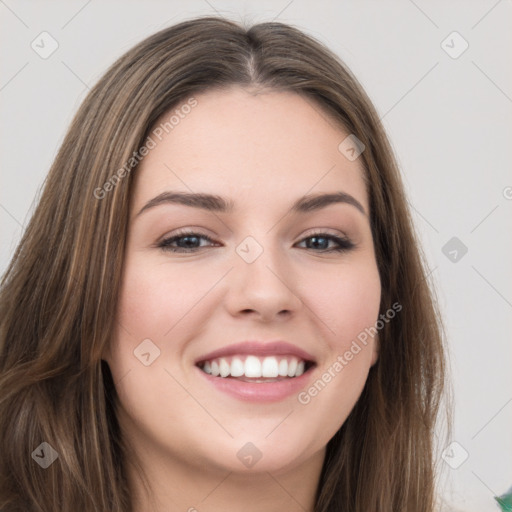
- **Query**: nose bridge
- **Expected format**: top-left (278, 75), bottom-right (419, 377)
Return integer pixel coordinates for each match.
top-left (234, 230), bottom-right (286, 280)
top-left (226, 231), bottom-right (302, 319)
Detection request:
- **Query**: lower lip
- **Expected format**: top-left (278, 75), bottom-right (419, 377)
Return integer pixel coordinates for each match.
top-left (195, 366), bottom-right (315, 402)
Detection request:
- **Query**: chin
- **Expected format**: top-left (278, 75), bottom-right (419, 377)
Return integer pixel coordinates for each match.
top-left (196, 433), bottom-right (319, 476)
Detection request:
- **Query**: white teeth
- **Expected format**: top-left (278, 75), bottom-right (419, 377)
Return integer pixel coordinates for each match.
top-left (287, 358), bottom-right (298, 377)
top-left (199, 355), bottom-right (311, 379)
top-left (261, 356), bottom-right (279, 378)
top-left (278, 359), bottom-right (288, 376)
top-left (230, 357), bottom-right (244, 377)
top-left (219, 358), bottom-right (230, 378)
top-left (244, 356), bottom-right (262, 378)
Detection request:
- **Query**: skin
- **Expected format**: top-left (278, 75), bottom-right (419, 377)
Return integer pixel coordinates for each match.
top-left (104, 86), bottom-right (381, 512)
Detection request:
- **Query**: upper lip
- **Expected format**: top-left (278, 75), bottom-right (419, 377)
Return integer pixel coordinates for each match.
top-left (194, 340), bottom-right (316, 365)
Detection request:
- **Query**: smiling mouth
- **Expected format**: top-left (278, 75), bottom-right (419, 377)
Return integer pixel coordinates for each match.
top-left (196, 354), bottom-right (316, 382)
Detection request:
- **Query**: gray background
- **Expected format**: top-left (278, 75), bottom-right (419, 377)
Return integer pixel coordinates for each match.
top-left (1, 1), bottom-right (511, 510)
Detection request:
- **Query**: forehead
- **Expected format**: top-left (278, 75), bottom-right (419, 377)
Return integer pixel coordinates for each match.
top-left (131, 87), bottom-right (368, 215)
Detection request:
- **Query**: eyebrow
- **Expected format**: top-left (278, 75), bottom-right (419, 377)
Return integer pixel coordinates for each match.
top-left (136, 190), bottom-right (367, 217)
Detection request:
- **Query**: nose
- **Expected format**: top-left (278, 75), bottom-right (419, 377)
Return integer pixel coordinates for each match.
top-left (224, 240), bottom-right (303, 323)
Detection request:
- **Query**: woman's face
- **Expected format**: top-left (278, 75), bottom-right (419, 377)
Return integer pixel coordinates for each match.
top-left (105, 86), bottom-right (381, 476)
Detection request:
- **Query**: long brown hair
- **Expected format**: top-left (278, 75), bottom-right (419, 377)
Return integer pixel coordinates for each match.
top-left (0, 16), bottom-right (451, 511)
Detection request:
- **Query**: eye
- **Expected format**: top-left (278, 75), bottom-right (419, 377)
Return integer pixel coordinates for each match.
top-left (158, 230), bottom-right (217, 253)
top-left (295, 232), bottom-right (355, 253)
top-left (158, 230), bottom-right (355, 253)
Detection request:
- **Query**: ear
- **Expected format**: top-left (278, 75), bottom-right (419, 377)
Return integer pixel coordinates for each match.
top-left (370, 334), bottom-right (379, 366)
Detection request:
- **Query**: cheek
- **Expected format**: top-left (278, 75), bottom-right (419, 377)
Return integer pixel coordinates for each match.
top-left (116, 255), bottom-right (202, 339)
top-left (303, 259), bottom-right (381, 347)
top-left (297, 259), bottom-right (380, 408)
top-left (106, 254), bottom-right (180, 383)
top-left (108, 252), bottom-right (222, 388)
top-left (106, 255), bottom-right (206, 447)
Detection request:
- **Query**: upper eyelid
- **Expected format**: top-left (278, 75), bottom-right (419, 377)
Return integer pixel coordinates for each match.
top-left (160, 229), bottom-right (350, 242)
top-left (158, 230), bottom-right (353, 247)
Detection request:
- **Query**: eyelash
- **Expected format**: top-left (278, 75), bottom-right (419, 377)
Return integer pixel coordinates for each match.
top-left (157, 230), bottom-right (355, 254)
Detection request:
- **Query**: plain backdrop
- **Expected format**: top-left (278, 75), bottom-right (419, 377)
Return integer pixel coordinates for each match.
top-left (1, 1), bottom-right (511, 510)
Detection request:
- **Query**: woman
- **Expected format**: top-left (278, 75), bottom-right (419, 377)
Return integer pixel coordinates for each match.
top-left (0, 16), bottom-right (450, 512)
